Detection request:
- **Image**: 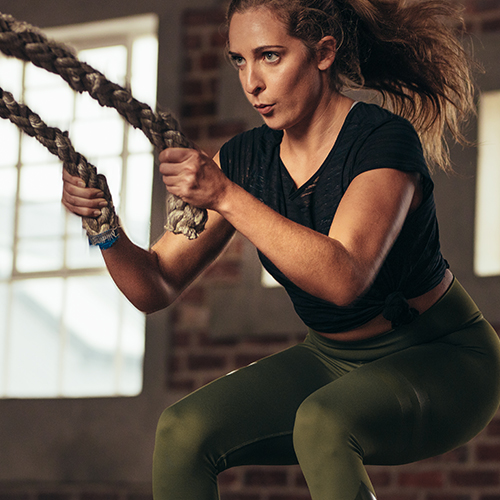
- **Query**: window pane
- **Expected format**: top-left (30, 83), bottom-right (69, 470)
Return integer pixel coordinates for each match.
top-left (118, 301), bottom-right (145, 396)
top-left (6, 279), bottom-right (63, 397)
top-left (79, 45), bottom-right (127, 86)
top-left (475, 90), bottom-right (500, 277)
top-left (19, 163), bottom-right (64, 202)
top-left (25, 85), bottom-right (74, 130)
top-left (16, 238), bottom-right (64, 273)
top-left (71, 118), bottom-right (124, 157)
top-left (0, 283), bottom-right (9, 393)
top-left (124, 154), bottom-right (154, 246)
top-left (0, 55), bottom-right (23, 96)
top-left (18, 202), bottom-right (65, 239)
top-left (0, 167), bottom-right (17, 277)
top-left (66, 236), bottom-right (104, 269)
top-left (131, 36), bottom-right (158, 107)
top-left (62, 275), bottom-right (121, 397)
top-left (20, 134), bottom-right (55, 165)
top-left (0, 121), bottom-right (20, 167)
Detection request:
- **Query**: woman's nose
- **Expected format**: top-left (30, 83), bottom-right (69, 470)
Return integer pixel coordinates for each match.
top-left (242, 66), bottom-right (265, 96)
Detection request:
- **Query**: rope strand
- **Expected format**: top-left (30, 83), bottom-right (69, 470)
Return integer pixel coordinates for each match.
top-left (0, 11), bottom-right (208, 241)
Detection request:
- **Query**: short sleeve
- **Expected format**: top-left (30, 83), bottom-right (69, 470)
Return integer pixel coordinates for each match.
top-left (350, 117), bottom-right (430, 182)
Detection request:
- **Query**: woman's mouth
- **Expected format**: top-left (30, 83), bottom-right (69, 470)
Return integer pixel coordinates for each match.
top-left (254, 103), bottom-right (275, 115)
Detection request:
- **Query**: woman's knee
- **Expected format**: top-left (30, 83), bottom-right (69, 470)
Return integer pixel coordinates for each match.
top-left (154, 403), bottom-right (214, 468)
top-left (293, 395), bottom-right (359, 460)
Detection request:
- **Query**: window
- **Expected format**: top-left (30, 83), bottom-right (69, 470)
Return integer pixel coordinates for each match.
top-left (474, 90), bottom-right (500, 277)
top-left (0, 14), bottom-right (158, 398)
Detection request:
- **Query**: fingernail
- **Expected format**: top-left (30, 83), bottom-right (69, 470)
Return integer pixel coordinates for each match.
top-left (93, 210), bottom-right (101, 217)
top-left (78, 181), bottom-right (86, 188)
top-left (99, 201), bottom-right (108, 207)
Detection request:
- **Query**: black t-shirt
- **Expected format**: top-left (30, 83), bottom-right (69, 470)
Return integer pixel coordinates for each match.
top-left (219, 102), bottom-right (448, 333)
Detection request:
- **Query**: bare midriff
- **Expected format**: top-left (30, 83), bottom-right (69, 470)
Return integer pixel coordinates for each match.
top-left (317, 268), bottom-right (454, 342)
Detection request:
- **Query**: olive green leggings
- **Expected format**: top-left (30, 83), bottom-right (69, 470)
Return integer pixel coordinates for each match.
top-left (153, 279), bottom-right (500, 500)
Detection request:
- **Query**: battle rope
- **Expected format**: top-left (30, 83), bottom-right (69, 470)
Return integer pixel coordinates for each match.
top-left (0, 12), bottom-right (208, 244)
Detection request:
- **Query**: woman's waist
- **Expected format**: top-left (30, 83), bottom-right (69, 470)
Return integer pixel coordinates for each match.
top-left (317, 269), bottom-right (454, 342)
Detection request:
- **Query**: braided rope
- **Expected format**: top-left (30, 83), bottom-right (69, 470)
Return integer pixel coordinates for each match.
top-left (0, 12), bottom-right (208, 242)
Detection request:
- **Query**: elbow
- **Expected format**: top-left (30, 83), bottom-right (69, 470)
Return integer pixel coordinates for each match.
top-left (326, 272), bottom-right (369, 308)
top-left (135, 294), bottom-right (178, 315)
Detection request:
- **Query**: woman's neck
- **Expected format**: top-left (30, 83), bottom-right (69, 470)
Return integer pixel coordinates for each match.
top-left (280, 93), bottom-right (354, 188)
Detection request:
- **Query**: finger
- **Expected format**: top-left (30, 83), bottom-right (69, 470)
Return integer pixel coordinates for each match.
top-left (62, 168), bottom-right (86, 187)
top-left (61, 195), bottom-right (104, 218)
top-left (158, 147), bottom-right (198, 163)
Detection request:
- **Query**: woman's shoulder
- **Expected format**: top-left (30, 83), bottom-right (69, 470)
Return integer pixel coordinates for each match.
top-left (221, 123), bottom-right (282, 153)
top-left (349, 101), bottom-right (416, 131)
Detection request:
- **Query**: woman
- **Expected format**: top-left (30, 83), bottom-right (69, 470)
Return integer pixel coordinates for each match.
top-left (62, 0), bottom-right (500, 499)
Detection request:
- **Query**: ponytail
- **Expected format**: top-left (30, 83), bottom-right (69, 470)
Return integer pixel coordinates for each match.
top-left (227, 0), bottom-right (477, 172)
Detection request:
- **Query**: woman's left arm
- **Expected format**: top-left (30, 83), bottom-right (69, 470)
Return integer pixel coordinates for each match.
top-left (159, 148), bottom-right (419, 307)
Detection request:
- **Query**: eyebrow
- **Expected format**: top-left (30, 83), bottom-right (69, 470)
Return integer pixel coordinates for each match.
top-left (228, 45), bottom-right (286, 57)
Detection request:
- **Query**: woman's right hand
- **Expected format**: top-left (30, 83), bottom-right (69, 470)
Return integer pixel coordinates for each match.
top-left (61, 169), bottom-right (108, 218)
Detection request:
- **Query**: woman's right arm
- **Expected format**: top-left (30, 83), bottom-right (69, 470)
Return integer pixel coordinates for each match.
top-left (61, 169), bottom-right (235, 314)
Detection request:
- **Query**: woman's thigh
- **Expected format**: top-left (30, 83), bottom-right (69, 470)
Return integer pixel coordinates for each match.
top-left (156, 341), bottom-right (350, 472)
top-left (297, 317), bottom-right (500, 467)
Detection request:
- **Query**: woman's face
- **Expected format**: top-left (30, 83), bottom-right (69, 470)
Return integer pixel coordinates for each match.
top-left (228, 7), bottom-right (330, 131)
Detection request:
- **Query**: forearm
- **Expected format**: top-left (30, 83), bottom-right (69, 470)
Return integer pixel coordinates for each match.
top-left (101, 228), bottom-right (178, 314)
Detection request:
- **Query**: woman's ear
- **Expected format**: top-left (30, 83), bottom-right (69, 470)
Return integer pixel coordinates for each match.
top-left (316, 36), bottom-right (336, 70)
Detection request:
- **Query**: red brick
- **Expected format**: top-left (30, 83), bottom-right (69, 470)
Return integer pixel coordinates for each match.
top-left (449, 470), bottom-right (499, 487)
top-left (168, 378), bottom-right (195, 393)
top-left (378, 495), bottom-right (418, 500)
top-left (211, 30), bottom-right (228, 48)
top-left (183, 79), bottom-right (205, 97)
top-left (427, 495), bottom-right (470, 500)
top-left (421, 446), bottom-right (468, 463)
top-left (208, 121), bottom-right (247, 139)
top-left (220, 494), bottom-right (260, 500)
top-left (183, 9), bottom-right (226, 27)
top-left (198, 331), bottom-right (239, 347)
top-left (486, 418), bottom-right (500, 436)
top-left (188, 354), bottom-right (227, 370)
top-left (168, 354), bottom-right (182, 374)
top-left (244, 468), bottom-right (288, 486)
top-left (398, 471), bottom-right (444, 488)
top-left (181, 101), bottom-right (217, 118)
top-left (269, 495), bottom-right (311, 500)
top-left (182, 125), bottom-right (201, 142)
top-left (481, 17), bottom-right (500, 31)
top-left (235, 353), bottom-right (263, 368)
top-left (38, 495), bottom-right (71, 500)
top-left (369, 470), bottom-right (392, 487)
top-left (465, 0), bottom-right (500, 13)
top-left (179, 286), bottom-right (205, 304)
top-left (81, 494), bottom-right (119, 500)
top-left (295, 469), bottom-right (308, 488)
top-left (476, 443), bottom-right (500, 461)
top-left (171, 331), bottom-right (191, 347)
top-left (218, 469), bottom-right (239, 486)
top-left (200, 53), bottom-right (220, 71)
top-left (127, 495), bottom-right (153, 500)
top-left (184, 34), bottom-right (202, 50)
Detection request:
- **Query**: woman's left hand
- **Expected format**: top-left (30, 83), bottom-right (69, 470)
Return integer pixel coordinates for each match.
top-left (158, 148), bottom-right (230, 211)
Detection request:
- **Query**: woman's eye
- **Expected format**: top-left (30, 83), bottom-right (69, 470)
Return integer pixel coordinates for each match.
top-left (230, 55), bottom-right (245, 68)
top-left (264, 52), bottom-right (279, 63)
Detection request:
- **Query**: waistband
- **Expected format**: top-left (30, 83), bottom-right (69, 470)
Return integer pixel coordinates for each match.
top-left (305, 278), bottom-right (483, 362)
